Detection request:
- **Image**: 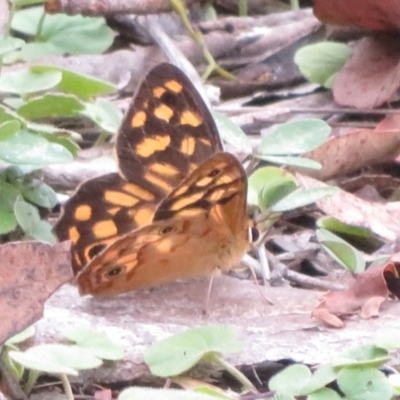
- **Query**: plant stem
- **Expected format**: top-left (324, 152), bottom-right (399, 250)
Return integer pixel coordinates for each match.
top-left (170, 0), bottom-right (235, 81)
top-left (59, 373), bottom-right (74, 400)
top-left (23, 369), bottom-right (40, 395)
top-left (36, 9), bottom-right (47, 41)
top-left (239, 0), bottom-right (248, 16)
top-left (207, 353), bottom-right (257, 392)
top-left (290, 0), bottom-right (300, 9)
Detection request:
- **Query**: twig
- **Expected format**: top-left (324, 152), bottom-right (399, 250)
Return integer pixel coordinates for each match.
top-left (45, 0), bottom-right (198, 16)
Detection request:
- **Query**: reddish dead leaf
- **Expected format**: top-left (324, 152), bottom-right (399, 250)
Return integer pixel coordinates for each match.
top-left (297, 174), bottom-right (400, 241)
top-left (314, 0), bottom-right (400, 31)
top-left (0, 241), bottom-right (72, 344)
top-left (312, 265), bottom-right (389, 328)
top-left (303, 124), bottom-right (400, 181)
top-left (94, 388), bottom-right (112, 400)
top-left (333, 34), bottom-right (400, 109)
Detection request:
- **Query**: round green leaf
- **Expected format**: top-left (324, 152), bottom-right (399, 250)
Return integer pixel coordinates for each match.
top-left (259, 178), bottom-right (297, 211)
top-left (317, 217), bottom-right (372, 239)
top-left (82, 99), bottom-right (122, 133)
top-left (0, 129), bottom-right (73, 164)
top-left (0, 69), bottom-right (62, 94)
top-left (0, 120), bottom-right (20, 141)
top-left (12, 6), bottom-right (113, 55)
top-left (18, 93), bottom-right (85, 119)
top-left (269, 364), bottom-right (312, 396)
top-left (119, 388), bottom-right (221, 400)
top-left (308, 388), bottom-right (342, 400)
top-left (18, 180), bottom-right (57, 208)
top-left (31, 65), bottom-right (116, 100)
top-left (258, 155), bottom-right (322, 170)
top-left (5, 326), bottom-right (35, 346)
top-left (333, 345), bottom-right (389, 369)
top-left (294, 42), bottom-right (352, 88)
top-left (144, 326), bottom-right (242, 377)
top-left (0, 37), bottom-right (25, 56)
top-left (271, 186), bottom-right (338, 213)
top-left (317, 229), bottom-right (365, 273)
top-left (13, 196), bottom-right (40, 234)
top-left (0, 211), bottom-right (17, 234)
top-left (9, 344), bottom-right (102, 375)
top-left (259, 119), bottom-right (331, 156)
top-left (64, 328), bottom-right (124, 361)
top-left (337, 367), bottom-right (392, 400)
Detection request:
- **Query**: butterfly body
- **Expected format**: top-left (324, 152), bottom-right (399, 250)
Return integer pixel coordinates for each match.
top-left (54, 63), bottom-right (249, 297)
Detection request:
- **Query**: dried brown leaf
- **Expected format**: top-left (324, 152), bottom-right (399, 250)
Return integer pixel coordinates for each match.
top-left (333, 34), bottom-right (400, 109)
top-left (297, 174), bottom-right (400, 241)
top-left (312, 265), bottom-right (389, 328)
top-left (0, 241), bottom-right (72, 344)
top-left (303, 125), bottom-right (400, 181)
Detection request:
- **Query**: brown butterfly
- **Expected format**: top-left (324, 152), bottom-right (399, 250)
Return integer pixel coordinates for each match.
top-left (54, 63), bottom-right (249, 296)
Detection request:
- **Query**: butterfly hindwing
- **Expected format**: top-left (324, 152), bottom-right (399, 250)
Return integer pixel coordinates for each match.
top-left (76, 153), bottom-right (249, 296)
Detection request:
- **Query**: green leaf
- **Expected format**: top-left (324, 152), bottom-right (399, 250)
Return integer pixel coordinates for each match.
top-left (18, 180), bottom-right (57, 208)
top-left (294, 42), bottom-right (352, 88)
top-left (13, 196), bottom-right (40, 233)
top-left (12, 6), bottom-right (113, 55)
top-left (0, 129), bottom-right (73, 165)
top-left (317, 229), bottom-right (365, 273)
top-left (258, 155), bottom-right (322, 170)
top-left (0, 211), bottom-right (17, 234)
top-left (0, 120), bottom-right (21, 141)
top-left (307, 388), bottom-right (342, 400)
top-left (248, 166), bottom-right (296, 206)
top-left (213, 111), bottom-right (252, 154)
top-left (271, 186), bottom-right (338, 213)
top-left (302, 365), bottom-right (337, 394)
top-left (30, 65), bottom-right (116, 100)
top-left (18, 93), bottom-right (85, 119)
top-left (81, 98), bottom-right (122, 132)
top-left (119, 388), bottom-right (221, 400)
top-left (5, 42), bottom-right (64, 63)
top-left (337, 367), bottom-right (392, 400)
top-left (13, 196), bottom-right (55, 243)
top-left (317, 217), bottom-right (372, 239)
top-left (5, 326), bottom-right (35, 346)
top-left (333, 345), bottom-right (389, 369)
top-left (269, 364), bottom-right (312, 396)
top-left (9, 344), bottom-right (102, 375)
top-left (259, 178), bottom-right (297, 211)
top-left (0, 181), bottom-right (20, 233)
top-left (64, 328), bottom-right (124, 361)
top-left (259, 119), bottom-right (331, 156)
top-left (0, 69), bottom-right (62, 94)
top-left (0, 36), bottom-right (25, 56)
top-left (144, 326), bottom-right (242, 377)
top-left (15, 0), bottom-right (46, 6)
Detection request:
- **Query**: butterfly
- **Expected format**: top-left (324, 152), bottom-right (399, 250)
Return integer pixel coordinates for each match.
top-left (54, 63), bottom-right (250, 297)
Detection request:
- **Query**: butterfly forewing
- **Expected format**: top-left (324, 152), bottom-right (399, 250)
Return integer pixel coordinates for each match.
top-left (54, 63), bottom-right (222, 274)
top-left (116, 63), bottom-right (222, 190)
top-left (54, 173), bottom-right (161, 274)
